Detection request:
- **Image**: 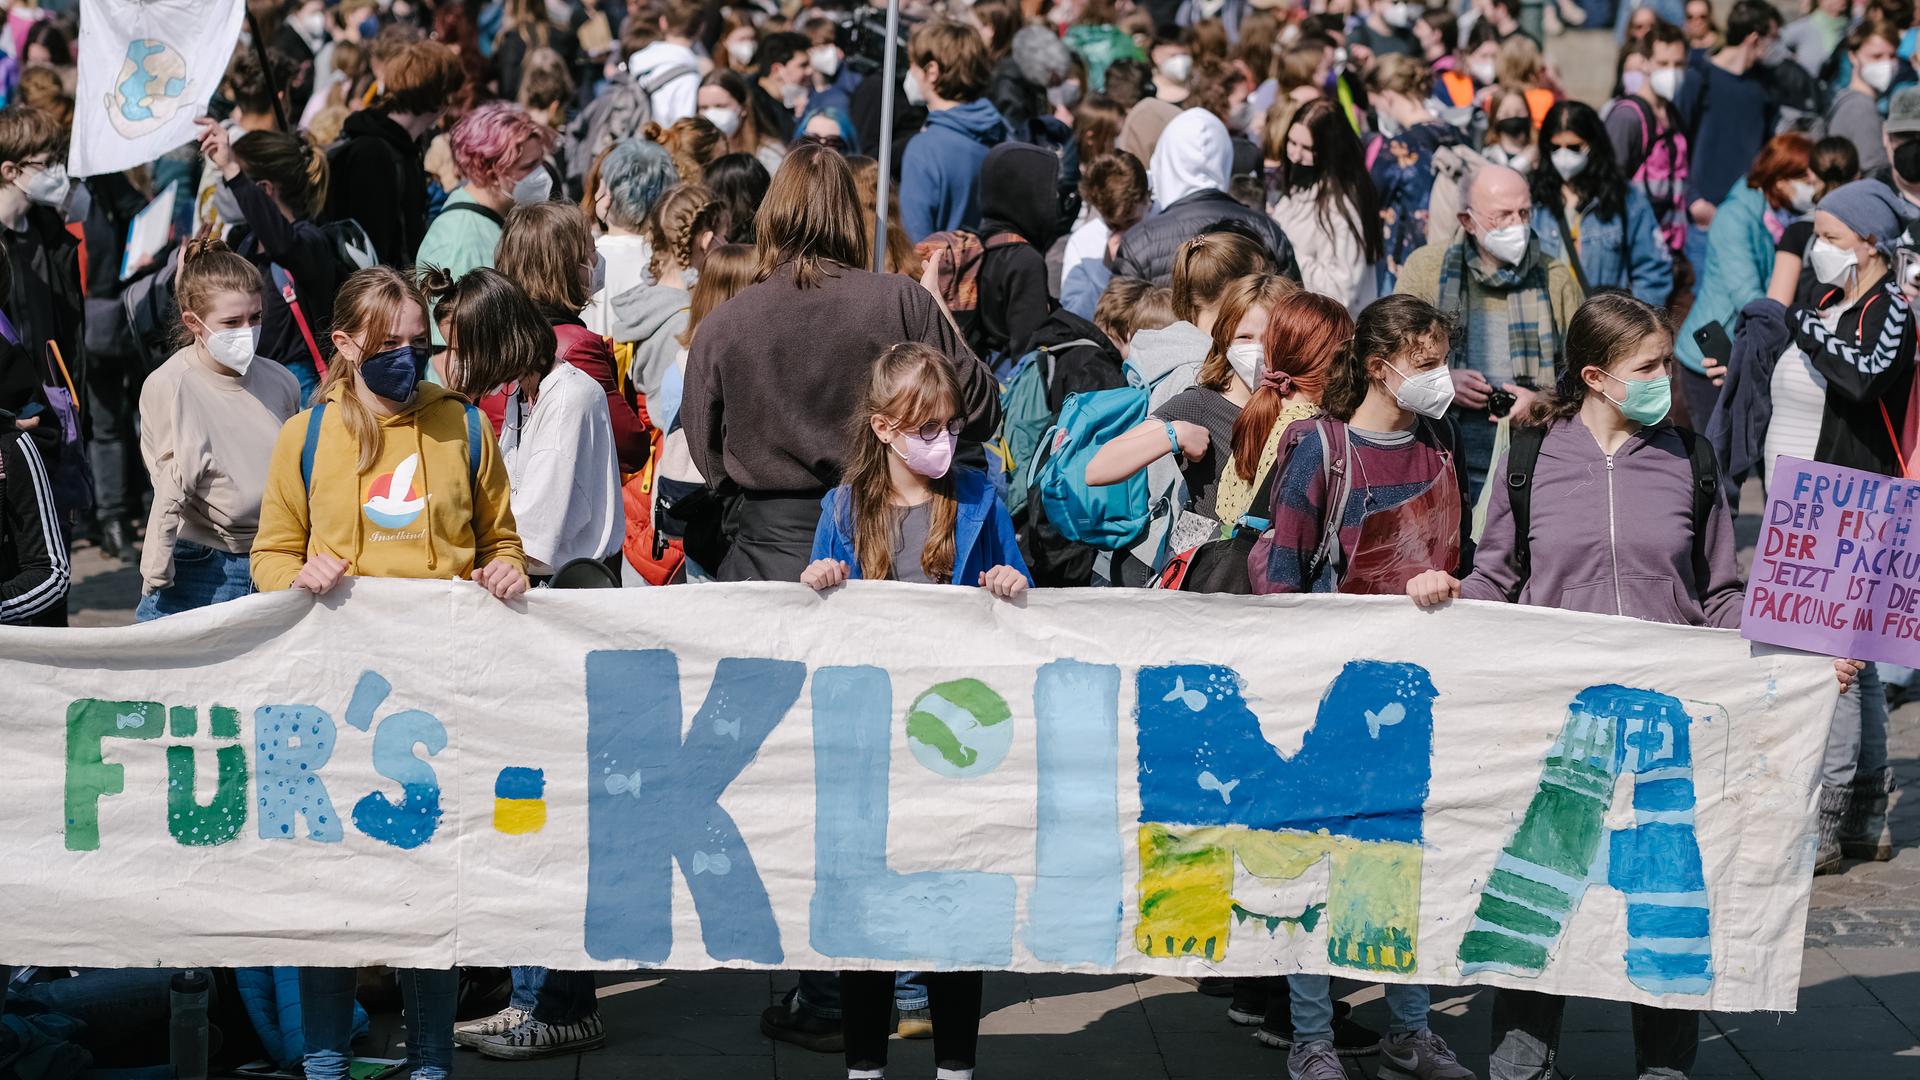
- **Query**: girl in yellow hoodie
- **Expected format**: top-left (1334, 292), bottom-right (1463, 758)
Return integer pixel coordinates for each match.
top-left (250, 265), bottom-right (528, 598)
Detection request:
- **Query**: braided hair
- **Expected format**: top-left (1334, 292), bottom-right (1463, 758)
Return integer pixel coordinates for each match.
top-left (646, 184), bottom-right (728, 280)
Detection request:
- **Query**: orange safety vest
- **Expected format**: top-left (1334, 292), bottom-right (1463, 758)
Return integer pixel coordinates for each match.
top-left (1524, 87), bottom-right (1556, 127)
top-left (1438, 70), bottom-right (1475, 108)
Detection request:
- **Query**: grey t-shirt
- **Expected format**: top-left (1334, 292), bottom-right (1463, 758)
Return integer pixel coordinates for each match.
top-left (1151, 386), bottom-right (1242, 520)
top-left (889, 501), bottom-right (933, 584)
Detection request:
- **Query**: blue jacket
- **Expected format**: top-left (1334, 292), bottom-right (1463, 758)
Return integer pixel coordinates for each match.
top-left (1677, 183), bottom-right (1777, 373)
top-left (811, 467), bottom-right (1032, 585)
top-left (899, 99), bottom-right (1010, 242)
top-left (1531, 186), bottom-right (1674, 308)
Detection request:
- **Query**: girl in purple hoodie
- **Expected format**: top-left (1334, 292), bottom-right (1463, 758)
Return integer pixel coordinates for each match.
top-left (1408, 291), bottom-right (1861, 1080)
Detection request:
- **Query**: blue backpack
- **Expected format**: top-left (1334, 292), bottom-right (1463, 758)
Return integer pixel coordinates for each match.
top-left (995, 337), bottom-right (1099, 519)
top-left (1032, 364), bottom-right (1179, 551)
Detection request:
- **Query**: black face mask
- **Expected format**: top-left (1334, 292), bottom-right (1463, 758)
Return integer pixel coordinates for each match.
top-left (1287, 161), bottom-right (1321, 190)
top-left (1896, 139), bottom-right (1920, 184)
top-left (1494, 116), bottom-right (1533, 141)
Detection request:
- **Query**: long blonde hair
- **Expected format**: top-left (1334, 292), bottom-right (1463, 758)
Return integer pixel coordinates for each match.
top-left (841, 343), bottom-right (962, 583)
top-left (322, 266), bottom-right (429, 473)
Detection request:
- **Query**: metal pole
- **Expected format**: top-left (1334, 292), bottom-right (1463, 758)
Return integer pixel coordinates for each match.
top-left (245, 8), bottom-right (292, 132)
top-left (872, 0), bottom-right (901, 273)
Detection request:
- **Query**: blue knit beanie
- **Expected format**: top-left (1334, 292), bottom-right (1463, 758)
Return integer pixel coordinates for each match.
top-left (1815, 179), bottom-right (1920, 254)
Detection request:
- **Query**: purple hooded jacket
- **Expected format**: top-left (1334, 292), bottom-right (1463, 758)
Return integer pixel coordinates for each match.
top-left (1461, 416), bottom-right (1745, 628)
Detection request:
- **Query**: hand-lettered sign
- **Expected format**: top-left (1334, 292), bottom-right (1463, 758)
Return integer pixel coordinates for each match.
top-left (1743, 456), bottom-right (1920, 666)
top-left (0, 581), bottom-right (1836, 1011)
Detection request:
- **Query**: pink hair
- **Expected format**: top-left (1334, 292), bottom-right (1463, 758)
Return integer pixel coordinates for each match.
top-left (449, 102), bottom-right (555, 191)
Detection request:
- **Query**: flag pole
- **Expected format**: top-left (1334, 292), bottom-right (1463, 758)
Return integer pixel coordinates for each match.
top-left (244, 7), bottom-right (292, 132)
top-left (871, 0), bottom-right (902, 273)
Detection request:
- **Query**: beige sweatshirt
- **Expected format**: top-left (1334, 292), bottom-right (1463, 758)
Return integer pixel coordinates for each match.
top-left (138, 345), bottom-right (302, 591)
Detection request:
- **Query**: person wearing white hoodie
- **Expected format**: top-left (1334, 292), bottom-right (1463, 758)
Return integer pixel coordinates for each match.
top-left (1111, 108), bottom-right (1301, 285)
top-left (606, 184), bottom-right (725, 403)
top-left (627, 0), bottom-right (706, 126)
top-left (583, 138), bottom-right (679, 336)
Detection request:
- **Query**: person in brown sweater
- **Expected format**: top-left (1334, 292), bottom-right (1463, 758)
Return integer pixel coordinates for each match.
top-left (680, 142), bottom-right (1001, 582)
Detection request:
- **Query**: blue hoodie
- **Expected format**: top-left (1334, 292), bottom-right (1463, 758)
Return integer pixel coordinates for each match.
top-left (811, 467), bottom-right (1032, 585)
top-left (899, 99), bottom-right (1010, 242)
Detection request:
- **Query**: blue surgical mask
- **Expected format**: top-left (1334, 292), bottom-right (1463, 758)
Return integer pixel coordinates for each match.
top-left (361, 344), bottom-right (424, 403)
top-left (1606, 372), bottom-right (1672, 426)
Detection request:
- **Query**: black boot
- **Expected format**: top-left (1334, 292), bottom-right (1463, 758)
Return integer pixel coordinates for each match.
top-left (1815, 783), bottom-right (1851, 875)
top-left (100, 518), bottom-right (136, 563)
top-left (1841, 765), bottom-right (1897, 862)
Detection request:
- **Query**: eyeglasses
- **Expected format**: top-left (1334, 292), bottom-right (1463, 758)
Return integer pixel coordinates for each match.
top-left (1472, 207), bottom-right (1530, 229)
top-left (890, 416), bottom-right (964, 440)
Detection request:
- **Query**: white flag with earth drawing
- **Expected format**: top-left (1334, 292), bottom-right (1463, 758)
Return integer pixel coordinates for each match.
top-left (70, 0), bottom-right (245, 177)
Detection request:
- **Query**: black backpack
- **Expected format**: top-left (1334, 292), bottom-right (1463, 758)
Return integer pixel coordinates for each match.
top-left (1504, 423), bottom-right (1719, 589)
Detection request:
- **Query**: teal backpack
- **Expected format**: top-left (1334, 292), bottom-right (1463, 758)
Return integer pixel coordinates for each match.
top-left (996, 337), bottom-right (1097, 519)
top-left (1032, 363), bottom-right (1179, 551)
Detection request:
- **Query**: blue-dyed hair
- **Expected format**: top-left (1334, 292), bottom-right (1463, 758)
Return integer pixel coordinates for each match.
top-left (598, 138), bottom-right (680, 231)
top-left (795, 105), bottom-right (860, 155)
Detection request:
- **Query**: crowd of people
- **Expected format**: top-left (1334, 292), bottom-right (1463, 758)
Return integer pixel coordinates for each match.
top-left (0, 0), bottom-right (1908, 1075)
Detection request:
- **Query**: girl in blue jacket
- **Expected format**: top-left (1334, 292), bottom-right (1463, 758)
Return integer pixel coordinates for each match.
top-left (802, 342), bottom-right (1025, 1080)
top-left (804, 342), bottom-right (1030, 598)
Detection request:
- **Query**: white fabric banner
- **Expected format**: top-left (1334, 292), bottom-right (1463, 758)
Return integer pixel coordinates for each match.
top-left (70, 0), bottom-right (244, 177)
top-left (0, 580), bottom-right (1835, 1012)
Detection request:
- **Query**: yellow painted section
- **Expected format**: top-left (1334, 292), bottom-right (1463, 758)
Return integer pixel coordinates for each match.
top-left (493, 798), bottom-right (547, 835)
top-left (1134, 823), bottom-right (1422, 973)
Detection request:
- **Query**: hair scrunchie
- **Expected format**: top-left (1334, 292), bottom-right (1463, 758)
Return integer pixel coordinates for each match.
top-left (1260, 368), bottom-right (1295, 395)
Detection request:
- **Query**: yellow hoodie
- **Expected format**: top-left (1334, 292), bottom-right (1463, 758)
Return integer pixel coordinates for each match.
top-left (251, 381), bottom-right (524, 591)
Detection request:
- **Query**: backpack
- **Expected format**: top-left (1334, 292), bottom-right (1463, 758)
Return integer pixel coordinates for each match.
top-left (1176, 420), bottom-right (1353, 593)
top-left (1425, 143), bottom-right (1489, 251)
top-left (1032, 361), bottom-right (1182, 552)
top-left (620, 397), bottom-right (687, 586)
top-left (562, 65), bottom-right (690, 195)
top-left (913, 229), bottom-right (1029, 318)
top-left (1608, 95), bottom-right (1689, 249)
top-left (996, 337), bottom-right (1098, 519)
top-left (1503, 423), bottom-right (1717, 589)
top-left (299, 400), bottom-right (486, 496)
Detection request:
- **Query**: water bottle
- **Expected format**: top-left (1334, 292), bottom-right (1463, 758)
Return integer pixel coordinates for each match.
top-left (168, 969), bottom-right (209, 1080)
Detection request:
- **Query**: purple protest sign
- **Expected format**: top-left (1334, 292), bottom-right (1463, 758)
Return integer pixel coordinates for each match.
top-left (1743, 456), bottom-right (1920, 665)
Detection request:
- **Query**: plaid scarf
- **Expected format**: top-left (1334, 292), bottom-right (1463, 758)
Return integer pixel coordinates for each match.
top-left (1435, 236), bottom-right (1559, 386)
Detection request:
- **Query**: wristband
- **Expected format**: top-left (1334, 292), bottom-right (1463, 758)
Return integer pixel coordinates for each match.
top-left (1162, 420), bottom-right (1182, 459)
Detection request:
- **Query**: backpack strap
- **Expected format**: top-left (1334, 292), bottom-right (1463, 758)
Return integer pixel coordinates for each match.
top-left (1305, 420), bottom-right (1354, 586)
top-left (464, 402), bottom-right (484, 487)
top-left (271, 262), bottom-right (329, 380)
top-left (300, 402), bottom-right (328, 497)
top-left (1675, 425), bottom-right (1719, 592)
top-left (637, 62), bottom-right (699, 94)
top-left (1504, 423), bottom-right (1547, 591)
top-left (439, 200), bottom-right (507, 228)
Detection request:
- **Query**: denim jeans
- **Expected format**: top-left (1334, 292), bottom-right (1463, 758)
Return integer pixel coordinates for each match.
top-left (9, 968), bottom-right (188, 1065)
top-left (1288, 975), bottom-right (1428, 1043)
top-left (508, 967), bottom-right (598, 1024)
top-left (1823, 662), bottom-right (1889, 789)
top-left (302, 967), bottom-right (456, 1080)
top-left (135, 541), bottom-right (254, 621)
top-left (794, 971), bottom-right (931, 1019)
top-left (1488, 989), bottom-right (1697, 1080)
top-left (84, 349), bottom-right (142, 524)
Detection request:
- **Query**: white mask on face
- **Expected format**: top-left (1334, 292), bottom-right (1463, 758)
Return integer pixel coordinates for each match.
top-left (21, 163), bottom-right (68, 208)
top-left (1225, 341), bottom-right (1265, 389)
top-left (1474, 218), bottom-right (1531, 265)
top-left (1863, 58), bottom-right (1899, 93)
top-left (1158, 52), bottom-right (1193, 83)
top-left (810, 46), bottom-right (840, 78)
top-left (1383, 1), bottom-right (1417, 28)
top-left (1788, 179), bottom-right (1819, 214)
top-left (903, 67), bottom-right (928, 106)
top-left (203, 325), bottom-right (261, 375)
top-left (297, 9), bottom-right (327, 39)
top-left (1550, 147), bottom-right (1589, 179)
top-left (1649, 66), bottom-right (1682, 100)
top-left (727, 39), bottom-right (756, 66)
top-left (1391, 363), bottom-right (1456, 418)
top-left (1809, 237), bottom-right (1860, 286)
top-left (511, 166), bottom-right (552, 205)
top-left (782, 79), bottom-right (808, 107)
top-left (1469, 59), bottom-right (1497, 84)
top-left (702, 105), bottom-right (742, 135)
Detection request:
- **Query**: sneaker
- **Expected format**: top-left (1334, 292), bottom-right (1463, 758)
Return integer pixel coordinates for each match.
top-left (473, 1014), bottom-right (606, 1060)
top-left (1227, 979), bottom-right (1267, 1026)
top-left (453, 1005), bottom-right (532, 1049)
top-left (759, 997), bottom-right (844, 1054)
top-left (1255, 1001), bottom-right (1379, 1057)
top-left (1288, 1040), bottom-right (1350, 1080)
top-left (896, 1005), bottom-right (933, 1039)
top-left (1378, 1028), bottom-right (1475, 1080)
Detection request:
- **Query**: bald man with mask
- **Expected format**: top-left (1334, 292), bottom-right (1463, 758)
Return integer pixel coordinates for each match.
top-left (1395, 164), bottom-right (1584, 500)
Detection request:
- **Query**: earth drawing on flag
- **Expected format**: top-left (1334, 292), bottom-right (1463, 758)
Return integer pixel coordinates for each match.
top-left (906, 678), bottom-right (1013, 779)
top-left (105, 38), bottom-right (191, 138)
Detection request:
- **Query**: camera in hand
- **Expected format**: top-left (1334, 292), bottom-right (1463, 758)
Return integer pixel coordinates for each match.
top-left (1486, 388), bottom-right (1516, 419)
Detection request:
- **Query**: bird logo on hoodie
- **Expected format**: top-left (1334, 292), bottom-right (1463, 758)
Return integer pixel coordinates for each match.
top-left (363, 454), bottom-right (427, 530)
